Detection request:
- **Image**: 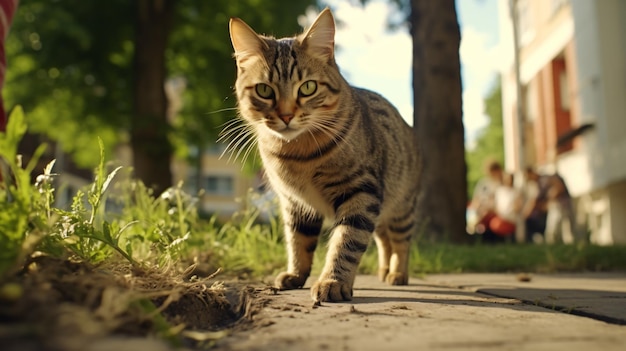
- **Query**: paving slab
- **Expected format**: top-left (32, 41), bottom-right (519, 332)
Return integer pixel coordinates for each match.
top-left (426, 273), bottom-right (626, 325)
top-left (214, 274), bottom-right (626, 351)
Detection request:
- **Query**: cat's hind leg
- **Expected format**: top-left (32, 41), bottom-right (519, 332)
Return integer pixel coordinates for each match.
top-left (373, 229), bottom-right (392, 282)
top-left (384, 222), bottom-right (413, 285)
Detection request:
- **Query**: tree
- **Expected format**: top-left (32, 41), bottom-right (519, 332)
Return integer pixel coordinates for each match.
top-left (466, 81), bottom-right (504, 199)
top-left (132, 0), bottom-right (175, 195)
top-left (410, 0), bottom-right (467, 242)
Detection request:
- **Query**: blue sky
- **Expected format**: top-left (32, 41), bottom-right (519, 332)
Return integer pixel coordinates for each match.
top-left (457, 0), bottom-right (500, 95)
top-left (313, 0), bottom-right (502, 147)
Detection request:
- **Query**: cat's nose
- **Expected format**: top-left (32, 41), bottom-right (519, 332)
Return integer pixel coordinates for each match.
top-left (279, 113), bottom-right (294, 125)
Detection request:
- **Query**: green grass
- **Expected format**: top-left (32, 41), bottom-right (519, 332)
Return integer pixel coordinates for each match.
top-left (358, 242), bottom-right (626, 276)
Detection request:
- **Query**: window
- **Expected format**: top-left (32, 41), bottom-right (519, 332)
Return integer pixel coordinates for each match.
top-left (204, 175), bottom-right (234, 196)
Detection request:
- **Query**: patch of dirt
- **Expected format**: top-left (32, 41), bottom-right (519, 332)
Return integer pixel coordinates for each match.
top-left (0, 255), bottom-right (269, 351)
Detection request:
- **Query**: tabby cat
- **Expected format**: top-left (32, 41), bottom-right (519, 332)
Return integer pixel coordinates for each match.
top-left (228, 8), bottom-right (420, 303)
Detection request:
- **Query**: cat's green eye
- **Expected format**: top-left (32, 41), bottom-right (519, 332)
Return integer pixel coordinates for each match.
top-left (299, 80), bottom-right (317, 97)
top-left (255, 83), bottom-right (275, 99)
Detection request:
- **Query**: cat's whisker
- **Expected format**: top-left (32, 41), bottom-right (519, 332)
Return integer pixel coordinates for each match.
top-left (234, 132), bottom-right (257, 163)
top-left (222, 119), bottom-right (263, 164)
top-left (217, 120), bottom-right (241, 135)
top-left (218, 116), bottom-right (242, 126)
top-left (309, 120), bottom-right (346, 146)
top-left (240, 139), bottom-right (259, 169)
top-left (220, 127), bottom-right (254, 162)
top-left (308, 124), bottom-right (334, 143)
top-left (307, 129), bottom-right (324, 157)
top-left (206, 107), bottom-right (239, 115)
top-left (226, 130), bottom-right (254, 158)
top-left (217, 123), bottom-right (248, 143)
top-left (217, 119), bottom-right (247, 138)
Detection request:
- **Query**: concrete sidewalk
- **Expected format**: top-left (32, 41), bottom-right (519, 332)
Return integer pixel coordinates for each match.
top-left (427, 273), bottom-right (626, 325)
top-left (215, 273), bottom-right (626, 351)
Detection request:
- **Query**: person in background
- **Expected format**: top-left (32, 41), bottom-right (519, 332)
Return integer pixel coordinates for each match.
top-left (470, 159), bottom-right (503, 242)
top-left (522, 167), bottom-right (549, 243)
top-left (543, 172), bottom-right (581, 244)
top-left (488, 172), bottom-right (522, 241)
top-left (523, 167), bottom-right (581, 244)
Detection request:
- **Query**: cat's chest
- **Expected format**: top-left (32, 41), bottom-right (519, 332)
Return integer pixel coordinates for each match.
top-left (273, 164), bottom-right (335, 217)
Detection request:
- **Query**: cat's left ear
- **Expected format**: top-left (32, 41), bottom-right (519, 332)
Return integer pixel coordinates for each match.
top-left (229, 18), bottom-right (268, 65)
top-left (299, 8), bottom-right (336, 61)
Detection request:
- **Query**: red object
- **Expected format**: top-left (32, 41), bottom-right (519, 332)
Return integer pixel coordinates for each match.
top-left (489, 216), bottom-right (516, 236)
top-left (0, 0), bottom-right (19, 132)
top-left (474, 211), bottom-right (495, 234)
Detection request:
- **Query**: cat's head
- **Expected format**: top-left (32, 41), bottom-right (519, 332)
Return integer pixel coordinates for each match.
top-left (229, 9), bottom-right (346, 142)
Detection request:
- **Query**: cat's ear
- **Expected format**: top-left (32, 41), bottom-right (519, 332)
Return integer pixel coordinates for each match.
top-left (299, 8), bottom-right (336, 61)
top-left (229, 18), bottom-right (268, 65)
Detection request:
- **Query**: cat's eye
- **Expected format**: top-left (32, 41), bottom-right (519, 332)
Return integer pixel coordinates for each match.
top-left (299, 80), bottom-right (317, 97)
top-left (255, 83), bottom-right (275, 99)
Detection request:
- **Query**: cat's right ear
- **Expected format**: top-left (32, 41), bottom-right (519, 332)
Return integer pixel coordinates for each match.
top-left (299, 8), bottom-right (336, 61)
top-left (229, 18), bottom-right (267, 65)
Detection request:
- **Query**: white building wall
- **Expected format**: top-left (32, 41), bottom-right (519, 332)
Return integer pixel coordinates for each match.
top-left (566, 0), bottom-right (626, 244)
top-left (568, 0), bottom-right (609, 190)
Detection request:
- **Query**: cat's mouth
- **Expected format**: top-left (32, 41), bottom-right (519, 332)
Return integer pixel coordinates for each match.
top-left (269, 124), bottom-right (305, 141)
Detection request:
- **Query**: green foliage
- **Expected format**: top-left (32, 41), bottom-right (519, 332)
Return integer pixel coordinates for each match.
top-left (0, 109), bottom-right (283, 280)
top-left (5, 0), bottom-right (131, 168)
top-left (0, 107), bottom-right (49, 278)
top-left (466, 80), bottom-right (505, 198)
top-left (205, 207), bottom-right (285, 277)
top-left (6, 0), bottom-right (316, 173)
top-left (47, 141), bottom-right (136, 265)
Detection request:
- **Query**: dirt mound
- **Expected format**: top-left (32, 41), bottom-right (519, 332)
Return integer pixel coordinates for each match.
top-left (0, 256), bottom-right (266, 350)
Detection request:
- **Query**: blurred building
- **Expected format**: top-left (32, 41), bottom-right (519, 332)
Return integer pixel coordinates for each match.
top-left (170, 144), bottom-right (259, 221)
top-left (499, 0), bottom-right (626, 244)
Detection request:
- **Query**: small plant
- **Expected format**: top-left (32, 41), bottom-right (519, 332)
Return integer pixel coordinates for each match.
top-left (44, 138), bottom-right (138, 265)
top-left (0, 107), bottom-right (48, 279)
top-left (203, 190), bottom-right (286, 277)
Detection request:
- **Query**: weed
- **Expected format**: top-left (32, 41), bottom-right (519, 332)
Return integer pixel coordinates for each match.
top-left (0, 107), bottom-right (49, 278)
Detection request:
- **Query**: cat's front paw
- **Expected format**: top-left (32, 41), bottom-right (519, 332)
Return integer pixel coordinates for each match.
top-left (275, 272), bottom-right (307, 290)
top-left (385, 272), bottom-right (408, 285)
top-left (311, 278), bottom-right (353, 302)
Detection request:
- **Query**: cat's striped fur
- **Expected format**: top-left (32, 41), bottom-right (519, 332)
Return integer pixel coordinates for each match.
top-left (228, 8), bottom-right (420, 302)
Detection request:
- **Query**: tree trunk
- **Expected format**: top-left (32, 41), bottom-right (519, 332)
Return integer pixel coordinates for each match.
top-left (132, 0), bottom-right (174, 195)
top-left (410, 0), bottom-right (468, 242)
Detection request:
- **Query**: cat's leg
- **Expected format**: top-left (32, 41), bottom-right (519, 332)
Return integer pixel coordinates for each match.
top-left (311, 209), bottom-right (378, 302)
top-left (311, 219), bottom-right (371, 302)
top-left (373, 229), bottom-right (391, 282)
top-left (384, 222), bottom-right (414, 285)
top-left (275, 203), bottom-right (323, 290)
